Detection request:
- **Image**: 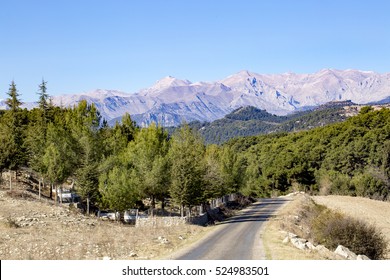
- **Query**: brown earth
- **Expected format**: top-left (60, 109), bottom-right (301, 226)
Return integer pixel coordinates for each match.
top-left (0, 187), bottom-right (211, 260)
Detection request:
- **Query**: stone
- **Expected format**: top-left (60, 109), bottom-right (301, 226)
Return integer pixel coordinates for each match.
top-left (129, 252), bottom-right (138, 257)
top-left (282, 236), bottom-right (290, 244)
top-left (290, 237), bottom-right (308, 250)
top-left (334, 245), bottom-right (357, 260)
top-left (357, 254), bottom-right (370, 260)
top-left (305, 241), bottom-right (316, 250)
top-left (287, 232), bottom-right (298, 239)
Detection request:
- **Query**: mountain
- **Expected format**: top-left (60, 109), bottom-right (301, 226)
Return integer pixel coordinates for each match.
top-left (3, 69), bottom-right (390, 126)
top-left (179, 103), bottom-right (350, 144)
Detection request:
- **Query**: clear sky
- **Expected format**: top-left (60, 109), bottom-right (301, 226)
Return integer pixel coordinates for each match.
top-left (1, 0), bottom-right (389, 102)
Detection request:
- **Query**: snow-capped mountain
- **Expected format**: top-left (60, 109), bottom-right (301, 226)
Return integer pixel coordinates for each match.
top-left (4, 69), bottom-right (390, 126)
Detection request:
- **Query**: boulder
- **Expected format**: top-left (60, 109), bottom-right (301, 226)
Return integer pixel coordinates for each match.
top-left (290, 237), bottom-right (308, 250)
top-left (357, 254), bottom-right (370, 260)
top-left (305, 241), bottom-right (316, 250)
top-left (334, 245), bottom-right (357, 260)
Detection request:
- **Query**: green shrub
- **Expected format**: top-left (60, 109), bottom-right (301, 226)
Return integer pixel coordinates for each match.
top-left (308, 203), bottom-right (388, 259)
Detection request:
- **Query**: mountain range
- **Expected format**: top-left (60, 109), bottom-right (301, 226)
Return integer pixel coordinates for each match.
top-left (2, 69), bottom-right (390, 126)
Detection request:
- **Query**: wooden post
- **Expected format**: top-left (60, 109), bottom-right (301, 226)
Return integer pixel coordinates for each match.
top-left (9, 170), bottom-right (12, 191)
top-left (86, 196), bottom-right (90, 215)
top-left (38, 179), bottom-right (41, 200)
top-left (59, 186), bottom-right (63, 205)
top-left (55, 184), bottom-right (58, 205)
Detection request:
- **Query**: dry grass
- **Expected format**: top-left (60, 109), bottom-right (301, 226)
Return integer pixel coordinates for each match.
top-left (0, 188), bottom-right (211, 260)
top-left (262, 194), bottom-right (329, 260)
top-left (262, 194), bottom-right (390, 259)
top-left (313, 195), bottom-right (390, 259)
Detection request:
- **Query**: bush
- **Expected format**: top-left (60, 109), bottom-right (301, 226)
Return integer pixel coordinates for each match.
top-left (308, 202), bottom-right (388, 259)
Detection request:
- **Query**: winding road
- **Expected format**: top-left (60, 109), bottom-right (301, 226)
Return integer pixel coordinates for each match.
top-left (173, 197), bottom-right (288, 260)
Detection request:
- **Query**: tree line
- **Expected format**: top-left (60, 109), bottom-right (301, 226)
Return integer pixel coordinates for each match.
top-left (228, 106), bottom-right (390, 200)
top-left (0, 81), bottom-right (242, 216)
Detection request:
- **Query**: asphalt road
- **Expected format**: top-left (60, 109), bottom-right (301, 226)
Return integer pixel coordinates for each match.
top-left (174, 197), bottom-right (288, 260)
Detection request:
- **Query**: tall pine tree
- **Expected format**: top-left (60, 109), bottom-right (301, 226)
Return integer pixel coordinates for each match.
top-left (5, 80), bottom-right (22, 112)
top-left (169, 124), bottom-right (206, 217)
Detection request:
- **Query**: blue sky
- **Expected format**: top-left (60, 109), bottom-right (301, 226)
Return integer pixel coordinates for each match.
top-left (1, 0), bottom-right (389, 101)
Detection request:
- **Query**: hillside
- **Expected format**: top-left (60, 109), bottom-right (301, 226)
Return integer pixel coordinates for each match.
top-left (181, 102), bottom-right (355, 144)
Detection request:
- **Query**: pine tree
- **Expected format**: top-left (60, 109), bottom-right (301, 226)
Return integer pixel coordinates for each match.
top-left (1, 81), bottom-right (25, 187)
top-left (5, 80), bottom-right (22, 112)
top-left (37, 79), bottom-right (50, 112)
top-left (168, 124), bottom-right (206, 217)
top-left (99, 166), bottom-right (140, 211)
top-left (126, 123), bottom-right (170, 216)
top-left (43, 123), bottom-right (78, 201)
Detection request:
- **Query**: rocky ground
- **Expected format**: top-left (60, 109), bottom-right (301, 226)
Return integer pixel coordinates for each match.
top-left (0, 187), bottom-right (210, 260)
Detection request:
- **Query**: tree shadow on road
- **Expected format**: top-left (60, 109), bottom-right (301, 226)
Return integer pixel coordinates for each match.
top-left (217, 198), bottom-right (288, 225)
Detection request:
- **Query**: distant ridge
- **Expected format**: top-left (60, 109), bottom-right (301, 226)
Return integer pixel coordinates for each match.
top-left (2, 69), bottom-right (390, 126)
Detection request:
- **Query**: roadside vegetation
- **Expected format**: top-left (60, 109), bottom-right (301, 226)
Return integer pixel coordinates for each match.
top-left (298, 198), bottom-right (387, 259)
top-left (264, 195), bottom-right (389, 260)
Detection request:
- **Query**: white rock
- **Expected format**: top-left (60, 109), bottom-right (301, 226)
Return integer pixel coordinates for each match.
top-left (290, 237), bottom-right (308, 250)
top-left (282, 236), bottom-right (290, 244)
top-left (357, 254), bottom-right (370, 260)
top-left (305, 241), bottom-right (316, 250)
top-left (334, 245), bottom-right (357, 260)
top-left (287, 232), bottom-right (298, 239)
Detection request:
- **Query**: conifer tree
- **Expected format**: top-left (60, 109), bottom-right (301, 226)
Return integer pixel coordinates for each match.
top-left (37, 79), bottom-right (50, 113)
top-left (126, 123), bottom-right (170, 216)
top-left (1, 81), bottom-right (25, 188)
top-left (169, 124), bottom-right (206, 217)
top-left (5, 80), bottom-right (22, 112)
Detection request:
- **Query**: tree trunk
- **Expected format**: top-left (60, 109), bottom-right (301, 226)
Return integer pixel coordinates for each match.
top-left (151, 196), bottom-right (155, 217)
top-left (49, 182), bottom-right (53, 199)
top-left (161, 197), bottom-right (165, 212)
top-left (59, 186), bottom-right (63, 205)
top-left (180, 204), bottom-right (184, 218)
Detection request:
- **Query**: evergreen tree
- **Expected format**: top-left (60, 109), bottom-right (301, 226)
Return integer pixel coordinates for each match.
top-left (37, 79), bottom-right (49, 112)
top-left (99, 166), bottom-right (140, 211)
top-left (126, 123), bottom-right (170, 215)
top-left (43, 123), bottom-right (78, 200)
top-left (0, 81), bottom-right (26, 181)
top-left (168, 124), bottom-right (206, 216)
top-left (5, 81), bottom-right (22, 112)
top-left (203, 145), bottom-right (225, 199)
top-left (68, 101), bottom-right (102, 213)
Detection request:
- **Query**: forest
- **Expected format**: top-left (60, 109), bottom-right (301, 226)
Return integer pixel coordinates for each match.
top-left (1, 81), bottom-right (389, 218)
top-left (177, 105), bottom-right (349, 144)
